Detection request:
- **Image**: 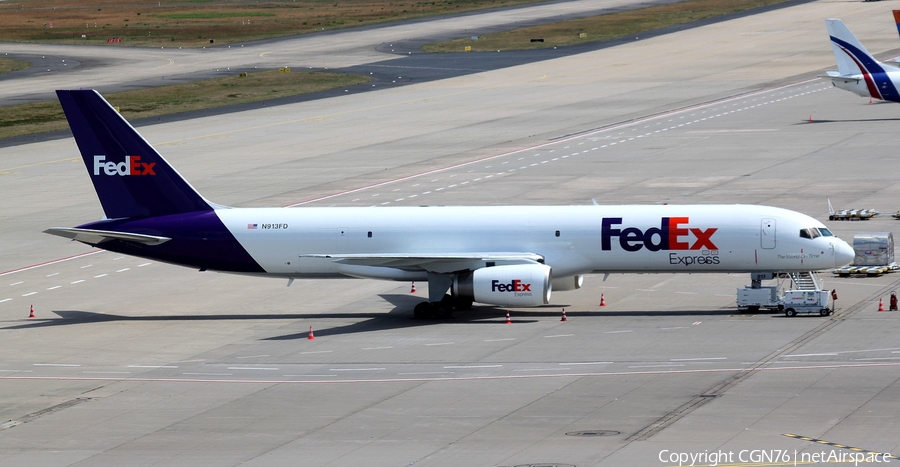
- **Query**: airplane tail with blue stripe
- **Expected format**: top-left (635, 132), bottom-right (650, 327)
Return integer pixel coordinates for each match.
top-left (826, 19), bottom-right (900, 102)
top-left (56, 90), bottom-right (215, 219)
top-left (826, 19), bottom-right (878, 77)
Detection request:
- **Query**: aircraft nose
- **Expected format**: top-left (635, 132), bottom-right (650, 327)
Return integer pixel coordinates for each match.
top-left (834, 239), bottom-right (855, 267)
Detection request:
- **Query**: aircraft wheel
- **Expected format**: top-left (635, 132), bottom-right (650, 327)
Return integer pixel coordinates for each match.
top-left (414, 302), bottom-right (434, 319)
top-left (785, 308), bottom-right (797, 317)
top-left (435, 304), bottom-right (453, 319)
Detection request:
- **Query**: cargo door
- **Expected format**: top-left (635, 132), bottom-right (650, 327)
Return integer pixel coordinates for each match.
top-left (761, 218), bottom-right (776, 249)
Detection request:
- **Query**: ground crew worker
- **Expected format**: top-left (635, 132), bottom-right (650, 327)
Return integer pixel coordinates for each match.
top-left (890, 292), bottom-right (898, 311)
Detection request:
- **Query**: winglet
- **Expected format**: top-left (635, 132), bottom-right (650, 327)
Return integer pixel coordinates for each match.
top-left (56, 90), bottom-right (214, 219)
top-left (827, 197), bottom-right (835, 216)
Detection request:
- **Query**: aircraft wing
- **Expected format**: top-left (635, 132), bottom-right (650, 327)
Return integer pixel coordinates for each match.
top-left (301, 252), bottom-right (544, 273)
top-left (44, 227), bottom-right (172, 246)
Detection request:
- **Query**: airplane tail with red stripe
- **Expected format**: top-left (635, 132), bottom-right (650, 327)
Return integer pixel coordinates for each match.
top-left (826, 19), bottom-right (900, 102)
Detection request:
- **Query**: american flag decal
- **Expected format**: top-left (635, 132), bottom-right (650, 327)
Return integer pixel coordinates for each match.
top-left (247, 223), bottom-right (258, 229)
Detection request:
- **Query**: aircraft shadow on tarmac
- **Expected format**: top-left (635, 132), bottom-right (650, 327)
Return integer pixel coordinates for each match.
top-left (800, 117), bottom-right (900, 124)
top-left (1, 294), bottom-right (743, 337)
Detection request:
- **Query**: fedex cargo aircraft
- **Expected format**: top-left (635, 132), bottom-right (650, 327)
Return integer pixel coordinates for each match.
top-left (826, 18), bottom-right (900, 102)
top-left (46, 90), bottom-right (854, 318)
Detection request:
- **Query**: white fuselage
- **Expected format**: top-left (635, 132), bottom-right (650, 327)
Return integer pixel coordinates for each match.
top-left (219, 204), bottom-right (853, 280)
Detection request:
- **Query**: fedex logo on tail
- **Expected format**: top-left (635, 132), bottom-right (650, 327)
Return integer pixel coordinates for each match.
top-left (93, 155), bottom-right (156, 176)
top-left (601, 217), bottom-right (718, 252)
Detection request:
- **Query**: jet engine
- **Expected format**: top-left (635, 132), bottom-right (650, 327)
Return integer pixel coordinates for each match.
top-left (551, 274), bottom-right (583, 291)
top-left (453, 264), bottom-right (551, 307)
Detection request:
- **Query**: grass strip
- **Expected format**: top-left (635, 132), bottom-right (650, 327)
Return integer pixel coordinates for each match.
top-left (422, 0), bottom-right (794, 52)
top-left (0, 57), bottom-right (31, 74)
top-left (0, 69), bottom-right (371, 140)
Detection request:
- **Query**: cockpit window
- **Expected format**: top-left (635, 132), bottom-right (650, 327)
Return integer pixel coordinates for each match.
top-left (799, 228), bottom-right (823, 239)
top-left (817, 228), bottom-right (834, 237)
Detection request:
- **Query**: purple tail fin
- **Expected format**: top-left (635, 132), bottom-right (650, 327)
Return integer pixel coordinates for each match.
top-left (56, 90), bottom-right (213, 219)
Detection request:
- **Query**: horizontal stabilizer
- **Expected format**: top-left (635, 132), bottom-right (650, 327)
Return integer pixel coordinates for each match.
top-left (43, 227), bottom-right (171, 246)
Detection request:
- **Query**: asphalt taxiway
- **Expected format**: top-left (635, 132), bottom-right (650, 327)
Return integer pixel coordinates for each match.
top-left (2, 0), bottom-right (900, 466)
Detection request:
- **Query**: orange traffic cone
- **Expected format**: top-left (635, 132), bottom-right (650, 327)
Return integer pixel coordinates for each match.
top-left (505, 310), bottom-right (511, 324)
top-left (28, 305), bottom-right (35, 319)
top-left (410, 282), bottom-right (416, 294)
top-left (561, 308), bottom-right (568, 322)
top-left (600, 294), bottom-right (607, 307)
top-left (878, 298), bottom-right (885, 312)
top-left (308, 325), bottom-right (316, 340)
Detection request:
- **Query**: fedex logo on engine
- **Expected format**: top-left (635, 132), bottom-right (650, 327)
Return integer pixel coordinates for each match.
top-left (601, 217), bottom-right (718, 252)
top-left (93, 155), bottom-right (156, 176)
top-left (492, 279), bottom-right (531, 293)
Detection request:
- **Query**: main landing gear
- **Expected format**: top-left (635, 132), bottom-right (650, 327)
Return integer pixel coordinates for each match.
top-left (413, 294), bottom-right (474, 319)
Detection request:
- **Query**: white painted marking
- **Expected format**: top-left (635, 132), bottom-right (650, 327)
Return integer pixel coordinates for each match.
top-left (183, 372), bottom-right (233, 376)
top-left (46, 286), bottom-right (61, 290)
top-left (560, 362), bottom-right (612, 365)
top-left (70, 280), bottom-right (85, 284)
top-left (21, 292), bottom-right (36, 297)
top-left (514, 368), bottom-right (572, 372)
top-left (84, 371), bottom-right (131, 374)
top-left (425, 342), bottom-right (454, 346)
top-left (0, 299), bottom-right (10, 303)
top-left (398, 372), bottom-right (451, 375)
top-left (127, 365), bottom-right (178, 368)
top-left (300, 350), bottom-right (333, 355)
top-left (444, 365), bottom-right (502, 369)
top-left (660, 327), bottom-right (687, 330)
top-left (137, 263), bottom-right (151, 267)
top-left (46, 273), bottom-right (59, 277)
top-left (227, 367), bottom-right (279, 371)
top-left (484, 338), bottom-right (516, 342)
top-left (783, 353), bottom-right (838, 357)
top-left (329, 368), bottom-right (385, 371)
top-left (0, 370), bottom-right (32, 373)
top-left (9, 282), bottom-right (23, 286)
top-left (94, 274), bottom-right (107, 278)
top-left (604, 330), bottom-right (633, 334)
top-left (671, 357), bottom-right (727, 361)
top-left (34, 363), bottom-right (81, 367)
top-left (116, 268), bottom-right (130, 273)
top-left (284, 374), bottom-right (337, 377)
top-left (235, 355), bottom-right (270, 359)
top-left (629, 364), bottom-right (685, 368)
top-left (363, 346), bottom-right (393, 350)
top-left (544, 334), bottom-right (574, 338)
top-left (80, 265), bottom-right (92, 269)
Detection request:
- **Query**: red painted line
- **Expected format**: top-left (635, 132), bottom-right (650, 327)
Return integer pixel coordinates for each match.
top-left (2, 361), bottom-right (895, 385)
top-left (0, 250), bottom-right (102, 277)
top-left (285, 78), bottom-right (823, 207)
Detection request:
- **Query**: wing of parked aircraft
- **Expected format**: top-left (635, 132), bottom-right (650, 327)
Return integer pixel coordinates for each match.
top-left (47, 89), bottom-right (855, 318)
